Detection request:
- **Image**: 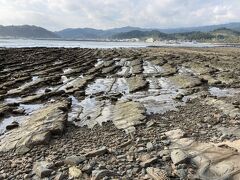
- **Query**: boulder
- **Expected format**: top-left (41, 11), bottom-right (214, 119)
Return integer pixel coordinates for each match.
top-left (126, 75), bottom-right (148, 92)
top-left (170, 149), bottom-right (189, 165)
top-left (0, 100), bottom-right (68, 153)
top-left (169, 74), bottom-right (202, 88)
top-left (33, 161), bottom-right (53, 178)
top-left (112, 100), bottom-right (146, 133)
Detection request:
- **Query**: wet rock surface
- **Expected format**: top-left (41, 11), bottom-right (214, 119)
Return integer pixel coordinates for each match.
top-left (0, 100), bottom-right (69, 153)
top-left (0, 47), bottom-right (240, 179)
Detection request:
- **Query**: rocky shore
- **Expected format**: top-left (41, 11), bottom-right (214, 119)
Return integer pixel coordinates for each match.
top-left (0, 47), bottom-right (240, 179)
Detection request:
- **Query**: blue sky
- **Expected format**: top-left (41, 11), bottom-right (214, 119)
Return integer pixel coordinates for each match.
top-left (0, 0), bottom-right (239, 30)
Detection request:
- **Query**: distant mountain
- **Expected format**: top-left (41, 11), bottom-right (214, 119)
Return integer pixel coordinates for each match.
top-left (0, 22), bottom-right (240, 40)
top-left (112, 30), bottom-right (171, 39)
top-left (210, 28), bottom-right (240, 42)
top-left (55, 26), bottom-right (152, 39)
top-left (112, 28), bottom-right (240, 43)
top-left (159, 22), bottom-right (240, 34)
top-left (55, 23), bottom-right (240, 40)
top-left (0, 25), bottom-right (59, 39)
top-left (55, 28), bottom-right (105, 39)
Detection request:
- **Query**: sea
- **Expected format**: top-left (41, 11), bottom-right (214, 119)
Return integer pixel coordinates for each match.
top-left (0, 38), bottom-right (225, 48)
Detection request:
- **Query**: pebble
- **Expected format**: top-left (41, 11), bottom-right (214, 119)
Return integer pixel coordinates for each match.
top-left (86, 146), bottom-right (108, 157)
top-left (146, 167), bottom-right (170, 180)
top-left (64, 155), bottom-right (86, 166)
top-left (140, 157), bottom-right (158, 168)
top-left (176, 168), bottom-right (188, 179)
top-left (54, 172), bottom-right (66, 180)
top-left (91, 170), bottom-right (118, 180)
top-left (146, 142), bottom-right (154, 151)
top-left (69, 166), bottom-right (82, 178)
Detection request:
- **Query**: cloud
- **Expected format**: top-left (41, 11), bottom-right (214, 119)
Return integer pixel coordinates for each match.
top-left (0, 0), bottom-right (239, 30)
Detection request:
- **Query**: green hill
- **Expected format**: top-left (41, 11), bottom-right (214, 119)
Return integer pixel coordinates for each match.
top-left (0, 25), bottom-right (59, 39)
top-left (112, 30), bottom-right (172, 40)
top-left (112, 28), bottom-right (240, 43)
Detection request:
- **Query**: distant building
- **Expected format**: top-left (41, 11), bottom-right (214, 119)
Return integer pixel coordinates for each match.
top-left (145, 38), bottom-right (154, 43)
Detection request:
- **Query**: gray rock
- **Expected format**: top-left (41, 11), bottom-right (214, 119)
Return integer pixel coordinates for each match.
top-left (137, 147), bottom-right (145, 153)
top-left (126, 75), bottom-right (148, 93)
top-left (165, 129), bottom-right (185, 139)
top-left (146, 167), bottom-right (170, 180)
top-left (45, 88), bottom-right (52, 93)
top-left (12, 108), bottom-right (25, 114)
top-left (6, 121), bottom-right (19, 130)
top-left (140, 157), bottom-right (158, 167)
top-left (86, 146), bottom-right (108, 157)
top-left (146, 121), bottom-right (155, 127)
top-left (171, 149), bottom-right (189, 165)
top-left (64, 155), bottom-right (86, 166)
top-left (176, 169), bottom-right (188, 179)
top-left (175, 94), bottom-right (184, 100)
top-left (159, 149), bottom-right (170, 157)
top-left (33, 161), bottom-right (53, 178)
top-left (162, 155), bottom-right (171, 161)
top-left (163, 140), bottom-right (171, 146)
top-left (54, 172), bottom-right (66, 180)
top-left (177, 164), bottom-right (187, 170)
top-left (146, 142), bottom-right (154, 151)
top-left (82, 164), bottom-right (94, 175)
top-left (91, 170), bottom-right (118, 180)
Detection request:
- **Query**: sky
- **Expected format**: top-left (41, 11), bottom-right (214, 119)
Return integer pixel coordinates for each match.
top-left (0, 0), bottom-right (239, 31)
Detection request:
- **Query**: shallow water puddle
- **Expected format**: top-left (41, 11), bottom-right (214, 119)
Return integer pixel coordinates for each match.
top-left (117, 66), bottom-right (129, 76)
top-left (178, 66), bottom-right (196, 75)
top-left (69, 96), bottom-right (111, 128)
top-left (53, 60), bottom-right (63, 65)
top-left (94, 59), bottom-right (104, 67)
top-left (115, 58), bottom-right (126, 66)
top-left (110, 78), bottom-right (129, 94)
top-left (7, 76), bottom-right (42, 95)
top-left (0, 103), bottom-right (44, 134)
top-left (209, 87), bottom-right (240, 97)
top-left (86, 78), bottom-right (129, 95)
top-left (63, 68), bottom-right (73, 74)
top-left (35, 87), bottom-right (54, 94)
top-left (68, 96), bottom-right (83, 122)
top-left (19, 104), bottom-right (44, 114)
top-left (61, 75), bottom-right (74, 84)
top-left (2, 68), bottom-right (10, 72)
top-left (122, 77), bottom-right (185, 114)
top-left (85, 78), bottom-right (115, 95)
top-left (32, 76), bottom-right (39, 81)
top-left (4, 97), bottom-right (22, 104)
top-left (0, 116), bottom-right (25, 134)
top-left (116, 60), bottom-right (132, 76)
top-left (143, 61), bottom-right (164, 74)
top-left (58, 75), bottom-right (84, 92)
